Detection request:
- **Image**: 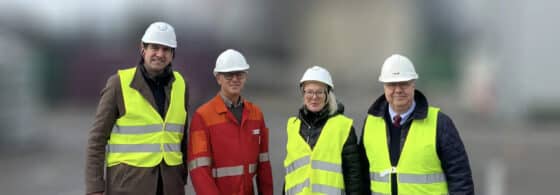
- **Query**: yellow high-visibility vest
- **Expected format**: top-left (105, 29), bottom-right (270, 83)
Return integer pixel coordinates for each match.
top-left (284, 115), bottom-right (352, 195)
top-left (363, 106), bottom-right (448, 195)
top-left (107, 67), bottom-right (187, 167)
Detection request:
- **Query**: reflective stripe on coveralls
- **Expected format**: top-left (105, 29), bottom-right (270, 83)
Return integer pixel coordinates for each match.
top-left (188, 157), bottom-right (261, 178)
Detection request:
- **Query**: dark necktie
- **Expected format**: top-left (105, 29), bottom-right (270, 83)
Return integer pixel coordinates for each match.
top-left (393, 115), bottom-right (401, 127)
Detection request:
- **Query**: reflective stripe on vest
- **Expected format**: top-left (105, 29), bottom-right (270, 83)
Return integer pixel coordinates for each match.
top-left (370, 172), bottom-right (389, 182)
top-left (286, 179), bottom-right (345, 195)
top-left (364, 106), bottom-right (448, 194)
top-left (285, 156), bottom-right (342, 175)
top-left (108, 143), bottom-right (181, 153)
top-left (285, 156), bottom-right (310, 174)
top-left (285, 178), bottom-right (344, 195)
top-left (312, 184), bottom-right (344, 195)
top-left (370, 172), bottom-right (446, 183)
top-left (286, 178), bottom-right (309, 195)
top-left (400, 173), bottom-right (446, 184)
top-left (107, 67), bottom-right (187, 168)
top-left (112, 123), bottom-right (183, 134)
top-left (285, 158), bottom-right (345, 194)
top-left (284, 115), bottom-right (352, 194)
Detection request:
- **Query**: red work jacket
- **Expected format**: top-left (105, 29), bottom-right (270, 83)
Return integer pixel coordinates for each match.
top-left (187, 94), bottom-right (273, 195)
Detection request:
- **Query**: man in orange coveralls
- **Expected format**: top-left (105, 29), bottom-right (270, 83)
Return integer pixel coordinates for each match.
top-left (187, 49), bottom-right (273, 194)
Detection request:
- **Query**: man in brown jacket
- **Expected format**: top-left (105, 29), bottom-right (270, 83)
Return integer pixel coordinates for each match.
top-left (85, 22), bottom-right (188, 195)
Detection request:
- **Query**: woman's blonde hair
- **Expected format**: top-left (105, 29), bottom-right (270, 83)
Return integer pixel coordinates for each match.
top-left (326, 90), bottom-right (338, 115)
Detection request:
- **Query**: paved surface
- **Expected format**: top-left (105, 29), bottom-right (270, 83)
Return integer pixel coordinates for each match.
top-left (1, 92), bottom-right (559, 195)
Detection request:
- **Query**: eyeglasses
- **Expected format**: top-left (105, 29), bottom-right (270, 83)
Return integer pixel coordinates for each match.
top-left (303, 90), bottom-right (326, 98)
top-left (221, 71), bottom-right (247, 80)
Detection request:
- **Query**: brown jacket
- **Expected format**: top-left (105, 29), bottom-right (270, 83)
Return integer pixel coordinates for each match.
top-left (85, 66), bottom-right (189, 195)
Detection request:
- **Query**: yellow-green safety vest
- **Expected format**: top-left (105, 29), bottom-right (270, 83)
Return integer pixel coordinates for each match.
top-left (107, 67), bottom-right (187, 167)
top-left (284, 115), bottom-right (352, 195)
top-left (363, 106), bottom-right (448, 195)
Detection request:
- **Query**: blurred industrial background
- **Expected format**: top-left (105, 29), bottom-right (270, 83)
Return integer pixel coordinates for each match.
top-left (1, 0), bottom-right (559, 194)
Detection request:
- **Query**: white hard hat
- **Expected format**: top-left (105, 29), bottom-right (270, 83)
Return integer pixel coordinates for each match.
top-left (141, 22), bottom-right (177, 48)
top-left (378, 54), bottom-right (418, 83)
top-left (300, 66), bottom-right (334, 88)
top-left (213, 49), bottom-right (250, 75)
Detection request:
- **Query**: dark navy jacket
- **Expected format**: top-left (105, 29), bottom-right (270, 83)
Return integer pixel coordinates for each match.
top-left (358, 90), bottom-right (474, 195)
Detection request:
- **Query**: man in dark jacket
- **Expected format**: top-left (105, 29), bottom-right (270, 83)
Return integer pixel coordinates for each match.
top-left (284, 66), bottom-right (363, 194)
top-left (359, 54), bottom-right (474, 195)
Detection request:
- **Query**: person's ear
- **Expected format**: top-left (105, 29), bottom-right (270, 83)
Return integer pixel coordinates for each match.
top-left (139, 44), bottom-right (145, 56)
top-left (215, 74), bottom-right (221, 85)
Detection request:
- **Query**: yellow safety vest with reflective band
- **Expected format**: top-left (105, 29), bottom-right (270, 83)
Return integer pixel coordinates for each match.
top-left (107, 67), bottom-right (187, 167)
top-left (364, 106), bottom-right (448, 195)
top-left (284, 115), bottom-right (352, 195)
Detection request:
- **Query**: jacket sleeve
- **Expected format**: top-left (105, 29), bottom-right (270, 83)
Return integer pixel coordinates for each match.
top-left (357, 118), bottom-right (372, 194)
top-left (437, 112), bottom-right (475, 195)
top-left (85, 75), bottom-right (119, 194)
top-left (187, 112), bottom-right (220, 195)
top-left (257, 114), bottom-right (274, 195)
top-left (341, 126), bottom-right (364, 195)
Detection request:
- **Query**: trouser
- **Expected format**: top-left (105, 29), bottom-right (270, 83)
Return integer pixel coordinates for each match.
top-left (157, 171), bottom-right (163, 195)
top-left (106, 163), bottom-right (186, 195)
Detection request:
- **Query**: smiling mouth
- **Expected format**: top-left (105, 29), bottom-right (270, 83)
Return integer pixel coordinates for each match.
top-left (151, 58), bottom-right (165, 63)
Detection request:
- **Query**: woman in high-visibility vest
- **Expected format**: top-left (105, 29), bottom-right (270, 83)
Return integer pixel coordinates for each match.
top-left (283, 66), bottom-right (364, 195)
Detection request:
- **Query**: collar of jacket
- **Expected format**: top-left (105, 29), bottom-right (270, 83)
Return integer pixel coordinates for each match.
top-left (125, 65), bottom-right (174, 110)
top-left (137, 64), bottom-right (174, 85)
top-left (297, 101), bottom-right (346, 127)
top-left (298, 106), bottom-right (330, 127)
top-left (212, 93), bottom-right (247, 114)
top-left (367, 89), bottom-right (429, 120)
top-left (130, 64), bottom-right (175, 90)
top-left (220, 93), bottom-right (243, 109)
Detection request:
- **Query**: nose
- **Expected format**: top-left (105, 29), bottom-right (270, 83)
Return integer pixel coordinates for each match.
top-left (155, 48), bottom-right (166, 57)
top-left (394, 85), bottom-right (403, 93)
